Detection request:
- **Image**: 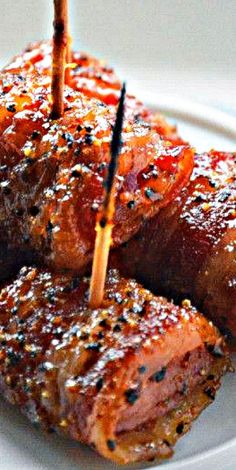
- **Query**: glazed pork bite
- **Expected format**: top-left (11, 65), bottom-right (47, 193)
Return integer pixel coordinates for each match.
top-left (4, 40), bottom-right (183, 143)
top-left (113, 151), bottom-right (236, 341)
top-left (0, 64), bottom-right (193, 280)
top-left (0, 267), bottom-right (230, 464)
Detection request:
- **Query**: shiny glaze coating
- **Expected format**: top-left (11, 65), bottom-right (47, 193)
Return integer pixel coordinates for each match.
top-left (5, 41), bottom-right (183, 144)
top-left (0, 267), bottom-right (229, 464)
top-left (0, 44), bottom-right (193, 278)
top-left (113, 151), bottom-right (236, 340)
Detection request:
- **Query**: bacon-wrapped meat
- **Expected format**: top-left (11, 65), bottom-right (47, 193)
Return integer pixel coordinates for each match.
top-left (5, 41), bottom-right (183, 144)
top-left (113, 151), bottom-right (236, 341)
top-left (0, 54), bottom-right (193, 280)
top-left (0, 267), bottom-right (230, 464)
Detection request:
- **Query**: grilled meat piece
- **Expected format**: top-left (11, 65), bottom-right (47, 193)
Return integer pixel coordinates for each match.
top-left (0, 267), bottom-right (230, 464)
top-left (0, 62), bottom-right (193, 279)
top-left (113, 151), bottom-right (236, 341)
top-left (4, 41), bottom-right (183, 144)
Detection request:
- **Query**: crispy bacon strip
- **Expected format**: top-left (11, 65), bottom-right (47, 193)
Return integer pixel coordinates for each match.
top-left (0, 267), bottom-right (230, 464)
top-left (4, 41), bottom-right (184, 143)
top-left (0, 53), bottom-right (193, 280)
top-left (112, 151), bottom-right (236, 341)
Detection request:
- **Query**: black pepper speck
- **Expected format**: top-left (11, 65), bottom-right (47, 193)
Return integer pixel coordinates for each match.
top-left (176, 422), bottom-right (184, 434)
top-left (99, 319), bottom-right (107, 328)
top-left (85, 134), bottom-right (93, 145)
top-left (71, 170), bottom-right (81, 178)
top-left (85, 342), bottom-right (101, 352)
top-left (113, 324), bottom-right (121, 332)
top-left (107, 439), bottom-right (116, 451)
top-left (204, 386), bottom-right (215, 400)
top-left (150, 367), bottom-right (166, 382)
top-left (144, 187), bottom-right (156, 200)
top-left (207, 343), bottom-right (224, 358)
top-left (117, 315), bottom-right (127, 323)
top-left (29, 205), bottom-right (40, 217)
top-left (96, 377), bottom-right (104, 391)
top-left (125, 388), bottom-right (139, 405)
top-left (31, 130), bottom-right (41, 140)
top-left (138, 365), bottom-right (146, 374)
top-left (127, 200), bottom-right (135, 209)
top-left (6, 103), bottom-right (16, 113)
top-left (7, 350), bottom-right (21, 366)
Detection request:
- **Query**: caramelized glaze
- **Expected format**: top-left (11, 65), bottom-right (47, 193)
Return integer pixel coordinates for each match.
top-left (113, 151), bottom-right (236, 340)
top-left (0, 267), bottom-right (230, 463)
top-left (0, 43), bottom-right (193, 279)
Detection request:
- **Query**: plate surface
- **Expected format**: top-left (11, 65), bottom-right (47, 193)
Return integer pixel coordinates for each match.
top-left (1, 96), bottom-right (236, 470)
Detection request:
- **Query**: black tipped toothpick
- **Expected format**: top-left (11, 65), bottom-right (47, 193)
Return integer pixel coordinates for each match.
top-left (89, 83), bottom-right (126, 308)
top-left (105, 82), bottom-right (126, 195)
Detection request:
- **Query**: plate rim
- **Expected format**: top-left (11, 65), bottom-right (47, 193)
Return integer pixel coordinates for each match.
top-left (137, 90), bottom-right (236, 142)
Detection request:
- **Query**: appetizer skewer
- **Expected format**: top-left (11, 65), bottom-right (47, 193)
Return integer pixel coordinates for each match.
top-left (0, 50), bottom-right (193, 280)
top-left (89, 83), bottom-right (126, 308)
top-left (0, 266), bottom-right (230, 464)
top-left (4, 41), bottom-right (183, 143)
top-left (113, 151), bottom-right (236, 342)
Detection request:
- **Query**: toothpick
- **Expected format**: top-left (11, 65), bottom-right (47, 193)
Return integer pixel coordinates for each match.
top-left (65, 34), bottom-right (72, 84)
top-left (50, 0), bottom-right (69, 119)
top-left (89, 84), bottom-right (126, 309)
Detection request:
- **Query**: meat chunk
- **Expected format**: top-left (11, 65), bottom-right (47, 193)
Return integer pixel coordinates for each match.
top-left (0, 57), bottom-right (193, 279)
top-left (0, 267), bottom-right (230, 464)
top-left (5, 41), bottom-right (183, 144)
top-left (113, 151), bottom-right (236, 341)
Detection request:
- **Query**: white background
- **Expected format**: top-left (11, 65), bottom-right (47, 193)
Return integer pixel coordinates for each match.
top-left (0, 0), bottom-right (236, 111)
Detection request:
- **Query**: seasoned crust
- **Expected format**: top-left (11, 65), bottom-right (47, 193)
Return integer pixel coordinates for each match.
top-left (112, 151), bottom-right (236, 341)
top-left (0, 267), bottom-right (230, 463)
top-left (0, 53), bottom-right (193, 277)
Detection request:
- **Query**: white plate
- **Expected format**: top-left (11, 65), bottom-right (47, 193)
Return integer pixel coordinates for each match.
top-left (1, 96), bottom-right (236, 470)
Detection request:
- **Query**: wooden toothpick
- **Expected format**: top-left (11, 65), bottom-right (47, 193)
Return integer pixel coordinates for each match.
top-left (50, 0), bottom-right (69, 119)
top-left (89, 83), bottom-right (126, 309)
top-left (65, 33), bottom-right (72, 84)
